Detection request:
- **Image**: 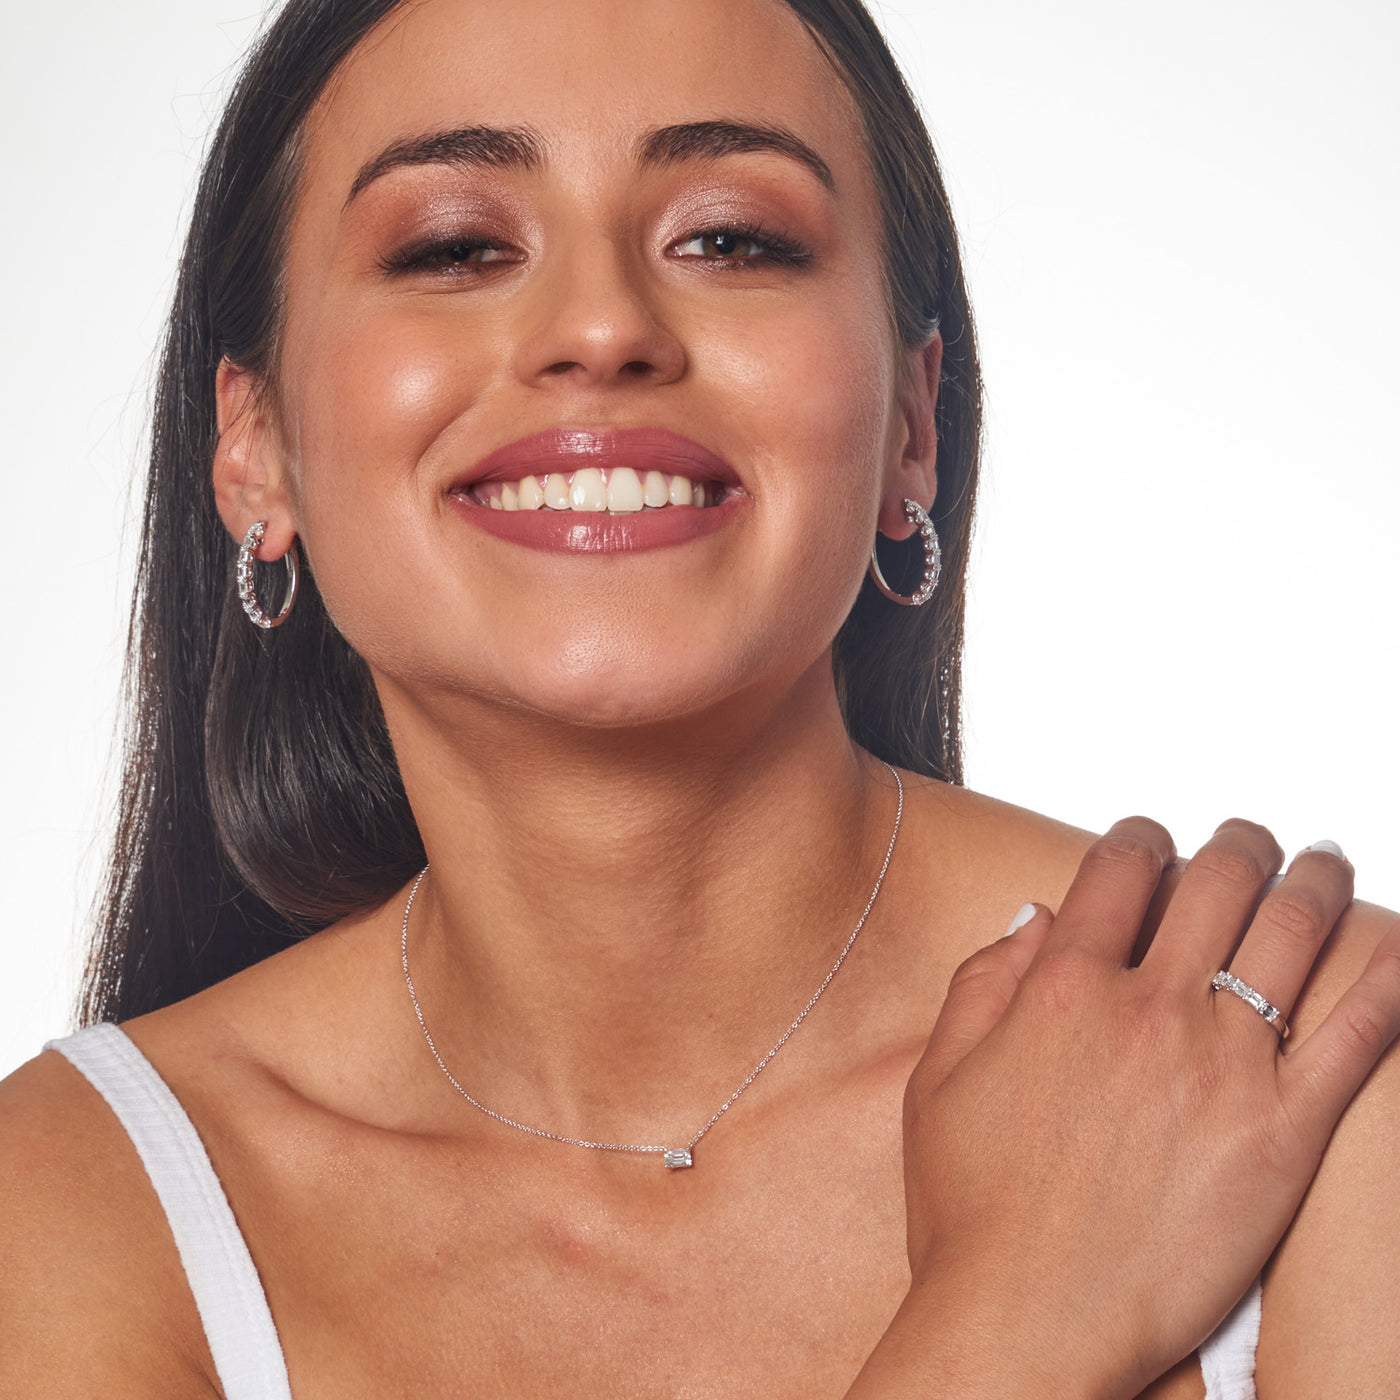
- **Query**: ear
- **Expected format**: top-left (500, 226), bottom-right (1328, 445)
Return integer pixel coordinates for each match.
top-left (212, 358), bottom-right (298, 560)
top-left (877, 331), bottom-right (942, 541)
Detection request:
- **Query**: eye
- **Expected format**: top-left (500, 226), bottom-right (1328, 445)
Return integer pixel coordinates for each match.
top-left (378, 236), bottom-right (523, 276)
top-left (671, 225), bottom-right (811, 268)
top-left (674, 230), bottom-right (765, 260)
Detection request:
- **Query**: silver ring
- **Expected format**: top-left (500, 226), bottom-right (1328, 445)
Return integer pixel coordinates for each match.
top-left (1211, 970), bottom-right (1289, 1040)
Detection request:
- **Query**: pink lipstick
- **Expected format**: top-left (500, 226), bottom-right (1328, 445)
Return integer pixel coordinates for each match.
top-left (446, 427), bottom-right (747, 554)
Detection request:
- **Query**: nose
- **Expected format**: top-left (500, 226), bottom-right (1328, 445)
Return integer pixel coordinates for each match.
top-left (512, 233), bottom-right (687, 390)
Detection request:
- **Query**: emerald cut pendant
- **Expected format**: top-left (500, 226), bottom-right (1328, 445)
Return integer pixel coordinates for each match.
top-left (664, 1148), bottom-right (693, 1169)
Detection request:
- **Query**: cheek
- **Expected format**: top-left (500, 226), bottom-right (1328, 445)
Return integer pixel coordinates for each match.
top-left (701, 286), bottom-right (895, 580)
top-left (276, 299), bottom-right (488, 581)
top-left (286, 303), bottom-right (479, 480)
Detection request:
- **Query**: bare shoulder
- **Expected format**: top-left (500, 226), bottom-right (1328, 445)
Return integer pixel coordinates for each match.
top-left (861, 774), bottom-right (1100, 1022)
top-left (0, 1047), bottom-right (218, 1397)
top-left (1257, 896), bottom-right (1400, 1395)
top-left (904, 774), bottom-right (1097, 875)
top-left (894, 774), bottom-right (1096, 941)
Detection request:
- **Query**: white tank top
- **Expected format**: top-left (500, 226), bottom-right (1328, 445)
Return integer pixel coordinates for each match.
top-left (47, 1023), bottom-right (1261, 1398)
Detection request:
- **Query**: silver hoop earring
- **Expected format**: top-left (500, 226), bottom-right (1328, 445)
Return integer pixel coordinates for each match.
top-left (237, 521), bottom-right (299, 629)
top-left (867, 499), bottom-right (941, 607)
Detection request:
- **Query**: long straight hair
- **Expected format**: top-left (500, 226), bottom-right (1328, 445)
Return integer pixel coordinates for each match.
top-left (80, 0), bottom-right (981, 1026)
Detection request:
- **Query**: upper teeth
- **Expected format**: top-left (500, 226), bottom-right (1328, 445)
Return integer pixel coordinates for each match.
top-left (474, 466), bottom-right (715, 513)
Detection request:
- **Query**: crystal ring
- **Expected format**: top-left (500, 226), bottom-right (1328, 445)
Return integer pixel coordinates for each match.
top-left (1211, 970), bottom-right (1289, 1040)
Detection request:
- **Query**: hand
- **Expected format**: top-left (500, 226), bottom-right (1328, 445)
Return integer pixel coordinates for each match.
top-left (848, 818), bottom-right (1400, 1400)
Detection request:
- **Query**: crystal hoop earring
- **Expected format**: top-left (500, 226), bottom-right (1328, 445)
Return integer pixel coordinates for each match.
top-left (867, 499), bottom-right (941, 607)
top-left (237, 520), bottom-right (299, 629)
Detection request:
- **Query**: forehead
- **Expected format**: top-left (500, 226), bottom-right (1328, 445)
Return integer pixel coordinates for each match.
top-left (301, 0), bottom-right (869, 200)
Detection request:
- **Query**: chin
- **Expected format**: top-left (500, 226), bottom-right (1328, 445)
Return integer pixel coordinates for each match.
top-left (355, 589), bottom-right (826, 739)
top-left (503, 651), bottom-right (748, 732)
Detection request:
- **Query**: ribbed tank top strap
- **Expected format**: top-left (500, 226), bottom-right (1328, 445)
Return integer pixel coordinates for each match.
top-left (46, 1023), bottom-right (293, 1400)
top-left (1198, 1276), bottom-right (1262, 1400)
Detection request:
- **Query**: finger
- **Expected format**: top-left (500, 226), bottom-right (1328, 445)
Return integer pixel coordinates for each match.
top-left (1038, 818), bottom-right (1175, 965)
top-left (1138, 818), bottom-right (1283, 983)
top-left (914, 904), bottom-right (1053, 1089)
top-left (1129, 858), bottom-right (1187, 967)
top-left (1222, 843), bottom-right (1354, 1034)
top-left (1281, 917), bottom-right (1400, 1141)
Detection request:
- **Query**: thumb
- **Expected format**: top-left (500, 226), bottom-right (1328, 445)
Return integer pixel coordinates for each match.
top-left (913, 903), bottom-right (1053, 1089)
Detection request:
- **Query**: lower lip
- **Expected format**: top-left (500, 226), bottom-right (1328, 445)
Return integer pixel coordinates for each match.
top-left (447, 492), bottom-right (746, 553)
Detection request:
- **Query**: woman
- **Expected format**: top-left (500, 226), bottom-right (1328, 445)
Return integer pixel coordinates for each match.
top-left (3, 0), bottom-right (1398, 1395)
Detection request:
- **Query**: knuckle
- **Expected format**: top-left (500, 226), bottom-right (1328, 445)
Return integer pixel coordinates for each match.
top-left (1213, 817), bottom-right (1285, 865)
top-left (1371, 937), bottom-right (1400, 989)
top-left (946, 944), bottom-right (1006, 993)
top-left (1190, 842), bottom-right (1271, 892)
top-left (1086, 832), bottom-right (1165, 883)
top-left (1262, 886), bottom-right (1330, 947)
top-left (1336, 997), bottom-right (1391, 1061)
top-left (1026, 945), bottom-right (1100, 1013)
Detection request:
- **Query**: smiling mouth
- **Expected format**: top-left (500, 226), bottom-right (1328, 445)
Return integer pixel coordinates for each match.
top-left (463, 466), bottom-right (725, 514)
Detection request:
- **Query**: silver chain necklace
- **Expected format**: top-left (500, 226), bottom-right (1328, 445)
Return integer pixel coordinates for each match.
top-left (401, 763), bottom-right (904, 1169)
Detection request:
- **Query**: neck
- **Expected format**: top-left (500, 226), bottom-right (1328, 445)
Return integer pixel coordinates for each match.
top-left (379, 660), bottom-right (905, 1147)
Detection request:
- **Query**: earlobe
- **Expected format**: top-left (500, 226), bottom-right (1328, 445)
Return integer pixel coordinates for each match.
top-left (878, 332), bottom-right (943, 541)
top-left (211, 358), bottom-right (298, 560)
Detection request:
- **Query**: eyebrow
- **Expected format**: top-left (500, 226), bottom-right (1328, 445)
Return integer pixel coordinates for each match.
top-left (346, 125), bottom-right (544, 204)
top-left (344, 118), bottom-right (835, 207)
top-left (636, 120), bottom-right (835, 192)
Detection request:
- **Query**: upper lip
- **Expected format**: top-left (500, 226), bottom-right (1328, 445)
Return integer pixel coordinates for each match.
top-left (450, 427), bottom-right (742, 492)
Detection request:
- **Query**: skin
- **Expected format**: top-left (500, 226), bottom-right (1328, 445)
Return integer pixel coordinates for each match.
top-left (2, 0), bottom-right (1398, 1395)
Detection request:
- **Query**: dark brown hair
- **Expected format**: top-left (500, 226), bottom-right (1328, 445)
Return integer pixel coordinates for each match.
top-left (80, 0), bottom-right (981, 1025)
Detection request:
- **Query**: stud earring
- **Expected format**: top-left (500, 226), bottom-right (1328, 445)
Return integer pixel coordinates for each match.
top-left (237, 521), bottom-right (299, 628)
top-left (867, 499), bottom-right (941, 607)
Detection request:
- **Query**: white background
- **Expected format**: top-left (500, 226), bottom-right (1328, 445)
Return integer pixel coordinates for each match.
top-left (2, 0), bottom-right (1396, 1076)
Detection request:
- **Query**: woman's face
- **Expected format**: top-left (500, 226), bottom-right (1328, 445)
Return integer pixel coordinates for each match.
top-left (218, 0), bottom-right (937, 730)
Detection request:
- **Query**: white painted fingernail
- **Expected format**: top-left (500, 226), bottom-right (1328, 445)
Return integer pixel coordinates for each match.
top-left (1305, 840), bottom-right (1347, 861)
top-left (1004, 903), bottom-right (1038, 937)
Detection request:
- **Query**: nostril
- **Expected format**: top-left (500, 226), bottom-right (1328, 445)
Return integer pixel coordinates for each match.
top-left (541, 358), bottom-right (658, 380)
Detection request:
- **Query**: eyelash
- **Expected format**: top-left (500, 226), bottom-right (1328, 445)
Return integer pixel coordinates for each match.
top-left (670, 222), bottom-right (811, 268)
top-left (377, 222), bottom-right (812, 276)
top-left (377, 236), bottom-right (518, 275)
